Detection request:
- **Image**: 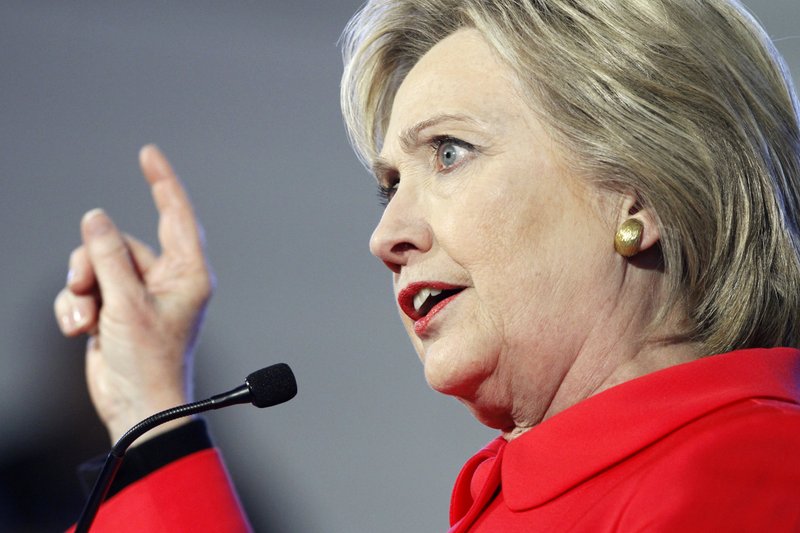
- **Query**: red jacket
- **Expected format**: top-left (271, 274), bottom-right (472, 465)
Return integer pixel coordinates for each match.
top-left (449, 348), bottom-right (800, 531)
top-left (75, 348), bottom-right (800, 532)
top-left (68, 448), bottom-right (251, 532)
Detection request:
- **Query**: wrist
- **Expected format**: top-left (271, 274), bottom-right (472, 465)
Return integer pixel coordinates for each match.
top-left (104, 390), bottom-right (192, 445)
top-left (108, 416), bottom-right (196, 447)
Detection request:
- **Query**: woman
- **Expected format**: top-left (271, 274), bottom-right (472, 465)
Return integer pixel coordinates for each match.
top-left (55, 0), bottom-right (800, 531)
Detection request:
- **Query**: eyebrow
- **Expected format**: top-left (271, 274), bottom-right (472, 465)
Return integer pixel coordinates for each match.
top-left (371, 113), bottom-right (485, 181)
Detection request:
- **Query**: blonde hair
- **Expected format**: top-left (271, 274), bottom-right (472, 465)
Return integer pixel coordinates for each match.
top-left (340, 0), bottom-right (800, 354)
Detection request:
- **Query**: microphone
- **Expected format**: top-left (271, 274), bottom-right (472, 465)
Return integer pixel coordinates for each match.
top-left (75, 363), bottom-right (297, 533)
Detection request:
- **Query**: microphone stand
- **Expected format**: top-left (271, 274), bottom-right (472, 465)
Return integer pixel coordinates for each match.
top-left (75, 386), bottom-right (252, 532)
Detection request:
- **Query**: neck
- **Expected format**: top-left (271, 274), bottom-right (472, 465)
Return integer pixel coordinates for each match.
top-left (502, 338), bottom-right (704, 442)
top-left (503, 286), bottom-right (705, 440)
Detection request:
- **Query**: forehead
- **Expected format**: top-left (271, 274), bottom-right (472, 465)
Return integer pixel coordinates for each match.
top-left (380, 29), bottom-right (530, 156)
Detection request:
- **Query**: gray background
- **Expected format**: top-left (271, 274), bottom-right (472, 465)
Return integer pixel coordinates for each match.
top-left (0, 1), bottom-right (797, 531)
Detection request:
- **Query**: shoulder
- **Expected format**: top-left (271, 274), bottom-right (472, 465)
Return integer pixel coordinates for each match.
top-left (621, 398), bottom-right (800, 531)
top-left (635, 397), bottom-right (800, 488)
top-left (676, 394), bottom-right (800, 441)
top-left (665, 397), bottom-right (800, 465)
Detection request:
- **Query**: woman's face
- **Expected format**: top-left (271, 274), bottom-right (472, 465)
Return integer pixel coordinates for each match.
top-left (369, 29), bottom-right (622, 431)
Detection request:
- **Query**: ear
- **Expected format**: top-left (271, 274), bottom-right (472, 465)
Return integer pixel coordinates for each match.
top-left (616, 193), bottom-right (660, 254)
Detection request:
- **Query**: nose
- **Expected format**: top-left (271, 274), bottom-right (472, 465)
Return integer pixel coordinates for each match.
top-left (369, 185), bottom-right (433, 274)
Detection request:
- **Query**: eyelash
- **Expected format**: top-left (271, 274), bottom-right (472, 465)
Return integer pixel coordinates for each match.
top-left (375, 135), bottom-right (477, 207)
top-left (377, 183), bottom-right (397, 207)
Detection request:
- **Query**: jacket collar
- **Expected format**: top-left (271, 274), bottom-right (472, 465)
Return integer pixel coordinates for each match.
top-left (500, 347), bottom-right (800, 511)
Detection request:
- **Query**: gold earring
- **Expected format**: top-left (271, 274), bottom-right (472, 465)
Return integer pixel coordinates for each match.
top-left (614, 219), bottom-right (644, 257)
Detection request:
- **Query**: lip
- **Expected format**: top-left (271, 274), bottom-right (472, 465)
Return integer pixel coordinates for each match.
top-left (397, 281), bottom-right (466, 336)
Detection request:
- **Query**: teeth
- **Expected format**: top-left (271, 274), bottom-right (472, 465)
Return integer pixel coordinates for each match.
top-left (413, 288), bottom-right (442, 313)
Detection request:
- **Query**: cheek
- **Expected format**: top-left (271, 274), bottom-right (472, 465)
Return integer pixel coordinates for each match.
top-left (441, 180), bottom-right (544, 280)
top-left (454, 209), bottom-right (588, 343)
top-left (436, 188), bottom-right (514, 263)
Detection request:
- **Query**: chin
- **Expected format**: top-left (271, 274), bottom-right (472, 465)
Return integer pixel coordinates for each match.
top-left (422, 350), bottom-right (515, 431)
top-left (422, 351), bottom-right (484, 397)
top-left (422, 344), bottom-right (497, 402)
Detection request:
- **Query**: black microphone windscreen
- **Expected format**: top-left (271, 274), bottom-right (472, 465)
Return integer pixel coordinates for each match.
top-left (246, 363), bottom-right (297, 408)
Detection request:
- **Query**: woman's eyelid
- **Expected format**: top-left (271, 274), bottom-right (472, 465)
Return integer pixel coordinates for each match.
top-left (430, 134), bottom-right (476, 151)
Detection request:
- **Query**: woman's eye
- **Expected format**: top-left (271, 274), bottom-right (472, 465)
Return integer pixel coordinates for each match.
top-left (434, 137), bottom-right (473, 171)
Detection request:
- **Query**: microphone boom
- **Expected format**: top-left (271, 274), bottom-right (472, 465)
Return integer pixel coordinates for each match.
top-left (74, 363), bottom-right (297, 532)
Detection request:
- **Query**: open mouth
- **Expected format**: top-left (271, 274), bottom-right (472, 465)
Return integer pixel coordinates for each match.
top-left (399, 282), bottom-right (466, 321)
top-left (413, 287), bottom-right (463, 317)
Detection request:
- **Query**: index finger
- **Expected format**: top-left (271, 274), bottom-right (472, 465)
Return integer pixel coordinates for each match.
top-left (139, 144), bottom-right (206, 260)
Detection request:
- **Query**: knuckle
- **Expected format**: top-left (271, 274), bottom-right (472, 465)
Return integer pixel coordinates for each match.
top-left (90, 240), bottom-right (135, 278)
top-left (68, 248), bottom-right (90, 286)
top-left (69, 248), bottom-right (81, 266)
top-left (92, 234), bottom-right (127, 259)
top-left (177, 261), bottom-right (214, 303)
top-left (193, 274), bottom-right (214, 302)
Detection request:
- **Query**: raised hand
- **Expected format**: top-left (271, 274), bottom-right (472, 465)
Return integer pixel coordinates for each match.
top-left (54, 145), bottom-right (214, 444)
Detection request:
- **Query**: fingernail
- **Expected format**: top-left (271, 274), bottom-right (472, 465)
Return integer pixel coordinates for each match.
top-left (60, 306), bottom-right (85, 332)
top-left (60, 307), bottom-right (86, 333)
top-left (66, 268), bottom-right (75, 286)
top-left (60, 312), bottom-right (73, 332)
top-left (83, 208), bottom-right (111, 236)
top-left (72, 306), bottom-right (86, 328)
